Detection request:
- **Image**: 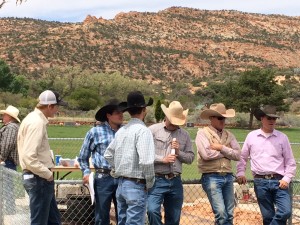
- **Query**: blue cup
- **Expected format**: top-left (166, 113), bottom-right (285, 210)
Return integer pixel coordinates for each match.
top-left (55, 155), bottom-right (61, 166)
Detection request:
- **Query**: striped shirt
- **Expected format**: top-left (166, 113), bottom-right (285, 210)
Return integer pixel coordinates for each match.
top-left (149, 122), bottom-right (195, 174)
top-left (104, 118), bottom-right (155, 189)
top-left (78, 121), bottom-right (117, 176)
top-left (0, 122), bottom-right (19, 165)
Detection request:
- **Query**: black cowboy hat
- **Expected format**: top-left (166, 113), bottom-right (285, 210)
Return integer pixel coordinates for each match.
top-left (119, 91), bottom-right (153, 111)
top-left (254, 105), bottom-right (280, 121)
top-left (95, 99), bottom-right (123, 122)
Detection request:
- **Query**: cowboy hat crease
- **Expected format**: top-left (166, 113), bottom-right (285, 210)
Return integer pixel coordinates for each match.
top-left (0, 105), bottom-right (21, 123)
top-left (161, 101), bottom-right (189, 126)
top-left (200, 103), bottom-right (235, 120)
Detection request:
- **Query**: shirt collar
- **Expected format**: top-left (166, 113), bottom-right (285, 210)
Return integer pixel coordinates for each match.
top-left (257, 128), bottom-right (278, 137)
top-left (34, 108), bottom-right (49, 125)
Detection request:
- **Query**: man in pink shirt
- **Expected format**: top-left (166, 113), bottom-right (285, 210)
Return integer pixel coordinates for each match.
top-left (237, 105), bottom-right (296, 225)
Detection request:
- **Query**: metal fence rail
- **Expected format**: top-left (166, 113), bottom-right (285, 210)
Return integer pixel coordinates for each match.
top-left (1, 141), bottom-right (300, 225)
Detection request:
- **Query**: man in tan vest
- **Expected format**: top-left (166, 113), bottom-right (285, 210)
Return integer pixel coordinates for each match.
top-left (195, 103), bottom-right (240, 225)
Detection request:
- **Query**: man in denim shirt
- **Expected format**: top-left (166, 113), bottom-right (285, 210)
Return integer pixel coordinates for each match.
top-left (78, 99), bottom-right (123, 225)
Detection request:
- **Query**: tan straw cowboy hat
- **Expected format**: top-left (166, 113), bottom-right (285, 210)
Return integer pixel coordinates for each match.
top-left (200, 103), bottom-right (235, 120)
top-left (0, 105), bottom-right (20, 122)
top-left (161, 101), bottom-right (189, 126)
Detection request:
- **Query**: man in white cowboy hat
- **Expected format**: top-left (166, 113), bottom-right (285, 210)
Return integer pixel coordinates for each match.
top-left (18, 90), bottom-right (68, 225)
top-left (78, 98), bottom-right (124, 225)
top-left (237, 105), bottom-right (296, 225)
top-left (0, 105), bottom-right (20, 170)
top-left (104, 91), bottom-right (155, 225)
top-left (147, 101), bottom-right (195, 225)
top-left (196, 103), bottom-right (240, 225)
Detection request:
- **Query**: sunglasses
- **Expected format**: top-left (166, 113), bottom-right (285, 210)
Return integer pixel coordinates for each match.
top-left (213, 116), bottom-right (226, 121)
top-left (266, 116), bottom-right (277, 121)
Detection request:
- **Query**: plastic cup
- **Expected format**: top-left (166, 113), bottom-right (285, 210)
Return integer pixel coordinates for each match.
top-left (55, 155), bottom-right (61, 166)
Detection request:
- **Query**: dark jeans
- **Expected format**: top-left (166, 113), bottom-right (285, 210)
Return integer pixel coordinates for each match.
top-left (147, 176), bottom-right (183, 225)
top-left (94, 173), bottom-right (118, 225)
top-left (4, 159), bottom-right (17, 170)
top-left (22, 172), bottom-right (61, 225)
top-left (254, 178), bottom-right (291, 225)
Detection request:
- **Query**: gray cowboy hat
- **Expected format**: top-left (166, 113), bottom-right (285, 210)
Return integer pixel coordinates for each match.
top-left (254, 105), bottom-right (280, 121)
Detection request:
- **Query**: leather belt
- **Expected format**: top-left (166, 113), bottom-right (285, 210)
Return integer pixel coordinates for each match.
top-left (254, 173), bottom-right (283, 180)
top-left (155, 173), bottom-right (180, 180)
top-left (203, 172), bottom-right (232, 176)
top-left (95, 168), bottom-right (111, 174)
top-left (121, 177), bottom-right (146, 184)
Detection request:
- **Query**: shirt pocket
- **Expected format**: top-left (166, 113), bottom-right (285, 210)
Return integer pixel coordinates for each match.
top-left (154, 135), bottom-right (169, 152)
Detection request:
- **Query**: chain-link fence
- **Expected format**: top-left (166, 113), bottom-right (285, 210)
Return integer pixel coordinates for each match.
top-left (1, 141), bottom-right (300, 225)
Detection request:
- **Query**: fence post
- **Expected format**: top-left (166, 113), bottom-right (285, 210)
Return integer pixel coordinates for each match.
top-left (288, 181), bottom-right (293, 225)
top-left (0, 165), bottom-right (4, 225)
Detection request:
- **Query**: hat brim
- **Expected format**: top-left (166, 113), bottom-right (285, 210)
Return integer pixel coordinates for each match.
top-left (200, 109), bottom-right (235, 120)
top-left (161, 105), bottom-right (188, 126)
top-left (120, 97), bottom-right (153, 112)
top-left (0, 110), bottom-right (20, 123)
top-left (95, 105), bottom-right (120, 122)
top-left (254, 108), bottom-right (280, 121)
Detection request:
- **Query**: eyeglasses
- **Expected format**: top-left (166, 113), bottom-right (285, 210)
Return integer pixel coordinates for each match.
top-left (266, 116), bottom-right (277, 121)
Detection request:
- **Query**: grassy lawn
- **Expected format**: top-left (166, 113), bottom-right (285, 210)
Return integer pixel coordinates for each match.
top-left (47, 125), bottom-right (300, 181)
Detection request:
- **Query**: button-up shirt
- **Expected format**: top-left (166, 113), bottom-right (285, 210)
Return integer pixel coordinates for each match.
top-left (149, 121), bottom-right (194, 174)
top-left (78, 121), bottom-right (117, 176)
top-left (18, 108), bottom-right (54, 179)
top-left (0, 122), bottom-right (19, 165)
top-left (104, 118), bottom-right (155, 189)
top-left (237, 129), bottom-right (296, 184)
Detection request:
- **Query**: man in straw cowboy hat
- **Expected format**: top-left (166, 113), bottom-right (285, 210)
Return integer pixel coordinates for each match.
top-left (0, 105), bottom-right (20, 170)
top-left (104, 91), bottom-right (155, 225)
top-left (78, 98), bottom-right (124, 225)
top-left (196, 103), bottom-right (240, 225)
top-left (147, 101), bottom-right (194, 225)
top-left (18, 90), bottom-right (68, 225)
top-left (237, 105), bottom-right (296, 225)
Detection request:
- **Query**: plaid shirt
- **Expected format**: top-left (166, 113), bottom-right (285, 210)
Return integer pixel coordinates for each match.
top-left (0, 122), bottom-right (19, 165)
top-left (78, 121), bottom-right (117, 176)
top-left (104, 118), bottom-right (155, 189)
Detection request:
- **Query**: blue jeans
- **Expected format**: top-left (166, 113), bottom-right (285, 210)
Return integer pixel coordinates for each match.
top-left (23, 172), bottom-right (61, 225)
top-left (201, 173), bottom-right (235, 225)
top-left (94, 173), bottom-right (118, 225)
top-left (116, 178), bottom-right (147, 225)
top-left (4, 159), bottom-right (17, 170)
top-left (254, 178), bottom-right (291, 225)
top-left (147, 176), bottom-right (183, 225)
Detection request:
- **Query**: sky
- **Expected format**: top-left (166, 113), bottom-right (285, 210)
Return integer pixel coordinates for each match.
top-left (0, 0), bottom-right (299, 23)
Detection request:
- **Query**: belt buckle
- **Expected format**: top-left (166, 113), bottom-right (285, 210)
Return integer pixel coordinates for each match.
top-left (219, 172), bottom-right (226, 176)
top-left (264, 174), bottom-right (273, 179)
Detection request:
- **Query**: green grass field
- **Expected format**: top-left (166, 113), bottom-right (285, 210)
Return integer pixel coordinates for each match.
top-left (47, 125), bottom-right (300, 181)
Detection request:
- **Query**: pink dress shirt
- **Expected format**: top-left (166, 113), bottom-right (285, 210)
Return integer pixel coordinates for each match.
top-left (237, 129), bottom-right (296, 184)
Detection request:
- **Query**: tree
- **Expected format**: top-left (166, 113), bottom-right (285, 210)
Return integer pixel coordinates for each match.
top-left (0, 60), bottom-right (14, 92)
top-left (154, 99), bottom-right (165, 122)
top-left (204, 68), bottom-right (288, 128)
top-left (67, 88), bottom-right (100, 111)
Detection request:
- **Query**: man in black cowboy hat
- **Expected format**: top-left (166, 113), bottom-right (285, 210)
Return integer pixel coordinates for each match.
top-left (104, 91), bottom-right (155, 225)
top-left (237, 105), bottom-right (296, 225)
top-left (78, 99), bottom-right (124, 225)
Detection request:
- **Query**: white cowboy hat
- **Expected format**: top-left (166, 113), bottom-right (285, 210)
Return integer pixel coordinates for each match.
top-left (200, 103), bottom-right (235, 120)
top-left (161, 101), bottom-right (189, 126)
top-left (0, 105), bottom-right (20, 122)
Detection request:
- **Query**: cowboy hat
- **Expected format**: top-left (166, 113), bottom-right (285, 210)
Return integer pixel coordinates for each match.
top-left (161, 101), bottom-right (189, 126)
top-left (95, 99), bottom-right (123, 122)
top-left (0, 105), bottom-right (20, 123)
top-left (119, 91), bottom-right (153, 111)
top-left (200, 103), bottom-right (235, 120)
top-left (254, 105), bottom-right (280, 121)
